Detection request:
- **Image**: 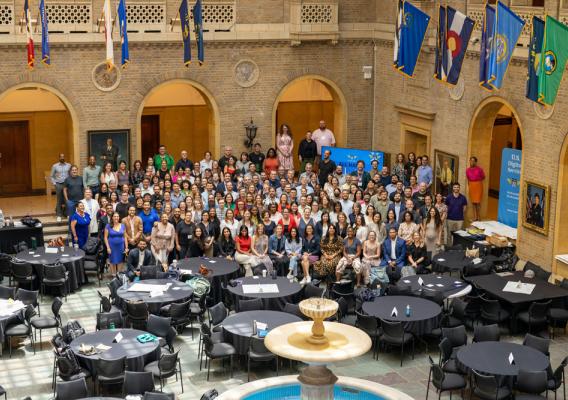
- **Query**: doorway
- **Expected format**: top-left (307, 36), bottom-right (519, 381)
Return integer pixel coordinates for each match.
top-left (403, 130), bottom-right (429, 157)
top-left (141, 115), bottom-right (160, 164)
top-left (0, 121), bottom-right (31, 195)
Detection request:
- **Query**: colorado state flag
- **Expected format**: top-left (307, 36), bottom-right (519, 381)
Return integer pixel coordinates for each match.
top-left (487, 1), bottom-right (525, 90)
top-left (393, 0), bottom-right (430, 78)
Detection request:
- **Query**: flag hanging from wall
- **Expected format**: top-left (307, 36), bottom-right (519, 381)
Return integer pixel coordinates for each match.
top-left (117, 0), bottom-right (129, 68)
top-left (39, 0), bottom-right (50, 65)
top-left (179, 0), bottom-right (191, 66)
top-left (526, 16), bottom-right (544, 103)
top-left (193, 0), bottom-right (204, 64)
top-left (24, 0), bottom-right (34, 68)
top-left (537, 16), bottom-right (568, 106)
top-left (394, 0), bottom-right (403, 68)
top-left (393, 0), bottom-right (430, 77)
top-left (103, 0), bottom-right (114, 69)
top-left (434, 5), bottom-right (474, 85)
top-left (479, 3), bottom-right (495, 91)
top-left (486, 1), bottom-right (525, 90)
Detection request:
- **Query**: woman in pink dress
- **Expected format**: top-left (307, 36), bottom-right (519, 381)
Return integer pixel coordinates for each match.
top-left (466, 156), bottom-right (486, 221)
top-left (276, 124), bottom-right (294, 173)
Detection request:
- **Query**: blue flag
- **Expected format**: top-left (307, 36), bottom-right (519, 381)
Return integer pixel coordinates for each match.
top-left (39, 0), bottom-right (50, 65)
top-left (526, 16), bottom-right (544, 102)
top-left (394, 0), bottom-right (430, 77)
top-left (193, 0), bottom-right (204, 65)
top-left (434, 6), bottom-right (474, 85)
top-left (179, 0), bottom-right (191, 66)
top-left (479, 4), bottom-right (495, 91)
top-left (117, 0), bottom-right (129, 68)
top-left (487, 1), bottom-right (525, 90)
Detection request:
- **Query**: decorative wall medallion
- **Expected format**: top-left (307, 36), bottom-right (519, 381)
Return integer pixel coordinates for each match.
top-left (92, 62), bottom-right (121, 92)
top-left (448, 78), bottom-right (465, 101)
top-left (533, 102), bottom-right (554, 120)
top-left (233, 59), bottom-right (260, 88)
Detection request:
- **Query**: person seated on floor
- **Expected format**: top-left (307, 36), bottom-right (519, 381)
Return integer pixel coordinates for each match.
top-left (381, 227), bottom-right (406, 282)
top-left (335, 226), bottom-right (365, 287)
top-left (126, 240), bottom-right (155, 281)
top-left (407, 231), bottom-right (430, 274)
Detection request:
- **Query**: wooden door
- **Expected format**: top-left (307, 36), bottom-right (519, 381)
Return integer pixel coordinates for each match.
top-left (141, 115), bottom-right (160, 164)
top-left (0, 121), bottom-right (31, 195)
top-left (404, 130), bottom-right (428, 157)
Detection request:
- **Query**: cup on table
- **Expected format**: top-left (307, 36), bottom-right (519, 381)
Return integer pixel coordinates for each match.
top-left (262, 270), bottom-right (267, 278)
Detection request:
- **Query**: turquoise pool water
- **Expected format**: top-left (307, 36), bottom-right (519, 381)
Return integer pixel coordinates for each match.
top-left (242, 384), bottom-right (385, 400)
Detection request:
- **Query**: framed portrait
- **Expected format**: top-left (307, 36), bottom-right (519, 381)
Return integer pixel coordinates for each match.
top-left (522, 180), bottom-right (551, 235)
top-left (87, 130), bottom-right (130, 170)
top-left (434, 150), bottom-right (459, 197)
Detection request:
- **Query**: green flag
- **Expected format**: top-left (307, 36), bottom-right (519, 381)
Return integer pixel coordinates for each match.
top-left (538, 16), bottom-right (568, 106)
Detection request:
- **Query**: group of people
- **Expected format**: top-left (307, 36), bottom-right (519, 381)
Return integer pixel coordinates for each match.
top-left (50, 119), bottom-right (483, 287)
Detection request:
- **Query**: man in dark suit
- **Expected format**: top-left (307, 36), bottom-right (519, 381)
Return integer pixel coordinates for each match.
top-left (126, 240), bottom-right (155, 281)
top-left (350, 160), bottom-right (371, 190)
top-left (387, 192), bottom-right (406, 222)
top-left (381, 227), bottom-right (407, 282)
top-left (100, 137), bottom-right (119, 170)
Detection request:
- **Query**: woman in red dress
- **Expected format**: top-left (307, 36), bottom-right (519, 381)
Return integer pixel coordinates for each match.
top-left (263, 148), bottom-right (279, 176)
top-left (466, 156), bottom-right (485, 221)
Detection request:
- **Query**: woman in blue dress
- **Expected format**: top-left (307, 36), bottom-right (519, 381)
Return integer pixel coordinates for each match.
top-left (104, 212), bottom-right (128, 275)
top-left (70, 202), bottom-right (91, 249)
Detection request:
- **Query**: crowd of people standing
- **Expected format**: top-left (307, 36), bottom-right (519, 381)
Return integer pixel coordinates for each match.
top-left (49, 119), bottom-right (483, 287)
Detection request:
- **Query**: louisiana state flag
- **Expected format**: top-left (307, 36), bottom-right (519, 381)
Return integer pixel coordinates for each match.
top-left (487, 1), bottom-right (525, 90)
top-left (479, 3), bottom-right (495, 91)
top-left (434, 6), bottom-right (474, 85)
top-left (393, 0), bottom-right (430, 78)
top-left (526, 16), bottom-right (544, 103)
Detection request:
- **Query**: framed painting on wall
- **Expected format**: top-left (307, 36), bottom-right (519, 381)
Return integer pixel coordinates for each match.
top-left (522, 180), bottom-right (550, 235)
top-left (87, 129), bottom-right (130, 170)
top-left (434, 150), bottom-right (458, 197)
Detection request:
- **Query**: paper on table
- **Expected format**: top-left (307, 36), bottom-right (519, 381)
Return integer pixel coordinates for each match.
top-left (391, 307), bottom-right (398, 317)
top-left (45, 247), bottom-right (58, 254)
top-left (242, 284), bottom-right (279, 294)
top-left (61, 254), bottom-right (69, 257)
top-left (28, 251), bottom-right (34, 254)
top-left (502, 281), bottom-right (535, 295)
top-left (417, 277), bottom-right (424, 286)
top-left (33, 254), bottom-right (40, 258)
top-left (208, 260), bottom-right (216, 264)
top-left (426, 284), bottom-right (434, 288)
top-left (402, 280), bottom-right (411, 284)
top-left (113, 332), bottom-right (123, 343)
top-left (508, 352), bottom-right (515, 365)
top-left (256, 322), bottom-right (267, 331)
top-left (437, 258), bottom-right (446, 262)
top-left (179, 269), bottom-right (193, 275)
top-left (454, 230), bottom-right (471, 237)
top-left (436, 284), bottom-right (444, 287)
top-left (472, 258), bottom-right (482, 265)
top-left (497, 272), bottom-right (514, 277)
top-left (149, 291), bottom-right (163, 298)
top-left (128, 283), bottom-right (170, 292)
top-left (96, 344), bottom-right (112, 351)
top-left (172, 287), bottom-right (181, 291)
top-left (252, 276), bottom-right (259, 279)
top-left (476, 240), bottom-right (490, 245)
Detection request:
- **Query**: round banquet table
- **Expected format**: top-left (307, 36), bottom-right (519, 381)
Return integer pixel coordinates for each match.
top-left (70, 329), bottom-right (161, 374)
top-left (227, 276), bottom-right (303, 312)
top-left (222, 310), bottom-right (302, 354)
top-left (362, 295), bottom-right (442, 335)
top-left (116, 279), bottom-right (193, 314)
top-left (456, 341), bottom-right (550, 377)
top-left (176, 257), bottom-right (240, 304)
top-left (16, 246), bottom-right (86, 291)
top-left (397, 275), bottom-right (472, 299)
top-left (431, 251), bottom-right (474, 274)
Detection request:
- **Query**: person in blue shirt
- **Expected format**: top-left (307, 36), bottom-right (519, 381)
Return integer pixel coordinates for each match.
top-left (381, 227), bottom-right (406, 282)
top-left (416, 155), bottom-right (433, 188)
top-left (138, 200), bottom-right (160, 242)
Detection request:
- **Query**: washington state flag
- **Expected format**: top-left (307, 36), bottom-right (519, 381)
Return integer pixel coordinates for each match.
top-left (538, 16), bottom-right (568, 106)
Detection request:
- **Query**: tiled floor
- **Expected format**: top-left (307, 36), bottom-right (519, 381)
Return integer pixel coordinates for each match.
top-left (1, 277), bottom-right (567, 400)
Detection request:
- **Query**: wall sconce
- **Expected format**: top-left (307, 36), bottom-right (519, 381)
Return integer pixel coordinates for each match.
top-left (244, 117), bottom-right (257, 150)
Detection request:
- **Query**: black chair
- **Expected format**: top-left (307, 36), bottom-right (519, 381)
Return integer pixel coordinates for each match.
top-left (95, 356), bottom-right (126, 395)
top-left (11, 260), bottom-right (36, 289)
top-left (141, 265), bottom-right (158, 280)
top-left (41, 263), bottom-right (70, 301)
top-left (441, 325), bottom-right (467, 350)
top-left (473, 324), bottom-right (500, 343)
top-left (107, 278), bottom-right (121, 304)
top-left (31, 297), bottom-right (62, 350)
top-left (238, 298), bottom-right (263, 312)
top-left (53, 351), bottom-right (92, 390)
top-left (547, 297), bottom-right (568, 339)
top-left (169, 300), bottom-right (191, 335)
top-left (336, 297), bottom-right (349, 322)
top-left (523, 333), bottom-right (550, 356)
top-left (83, 245), bottom-right (104, 286)
top-left (480, 298), bottom-right (510, 328)
top-left (55, 377), bottom-right (88, 400)
top-left (208, 302), bottom-right (228, 332)
top-left (97, 290), bottom-right (120, 314)
top-left (126, 301), bottom-right (149, 330)
top-left (188, 294), bottom-right (208, 338)
top-left (470, 370), bottom-right (511, 400)
top-left (304, 283), bottom-right (326, 299)
top-left (15, 288), bottom-right (40, 315)
top-left (198, 320), bottom-right (223, 362)
top-left (444, 298), bottom-right (469, 328)
top-left (144, 350), bottom-right (184, 392)
top-left (0, 284), bottom-right (16, 299)
top-left (421, 289), bottom-right (445, 306)
top-left (426, 356), bottom-right (466, 400)
top-left (123, 371), bottom-right (155, 396)
top-left (96, 311), bottom-right (124, 330)
top-left (5, 305), bottom-right (36, 357)
top-left (284, 303), bottom-right (305, 319)
top-left (378, 319), bottom-right (414, 366)
top-left (515, 370), bottom-right (548, 400)
top-left (547, 356), bottom-right (568, 400)
top-left (0, 253), bottom-right (12, 285)
top-left (144, 391), bottom-right (175, 400)
top-left (355, 311), bottom-right (380, 359)
top-left (247, 336), bottom-right (278, 382)
top-left (147, 314), bottom-right (176, 353)
top-left (517, 301), bottom-right (551, 334)
top-left (202, 334), bottom-right (236, 381)
top-left (0, 385), bottom-right (5, 400)
top-left (200, 389), bottom-right (219, 400)
top-left (438, 337), bottom-right (461, 375)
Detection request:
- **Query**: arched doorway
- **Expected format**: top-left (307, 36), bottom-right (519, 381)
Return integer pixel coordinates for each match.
top-left (468, 98), bottom-right (523, 221)
top-left (0, 85), bottom-right (76, 195)
top-left (553, 135), bottom-right (568, 278)
top-left (273, 76), bottom-right (347, 171)
top-left (137, 80), bottom-right (220, 164)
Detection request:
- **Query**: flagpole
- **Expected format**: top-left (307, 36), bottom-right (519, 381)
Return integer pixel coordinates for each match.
top-left (170, 10), bottom-right (180, 32)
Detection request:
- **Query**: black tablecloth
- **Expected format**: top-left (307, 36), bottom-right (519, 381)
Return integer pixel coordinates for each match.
top-left (0, 225), bottom-right (44, 254)
top-left (456, 341), bottom-right (549, 377)
top-left (117, 279), bottom-right (193, 314)
top-left (71, 329), bottom-right (160, 374)
top-left (176, 257), bottom-right (240, 304)
top-left (397, 275), bottom-right (471, 299)
top-left (452, 233), bottom-right (515, 257)
top-left (432, 251), bottom-right (475, 273)
top-left (227, 276), bottom-right (303, 311)
top-left (16, 246), bottom-right (86, 291)
top-left (362, 295), bottom-right (442, 335)
top-left (222, 310), bottom-right (302, 354)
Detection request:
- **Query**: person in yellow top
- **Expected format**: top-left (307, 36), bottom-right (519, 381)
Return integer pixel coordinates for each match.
top-left (437, 159), bottom-right (453, 197)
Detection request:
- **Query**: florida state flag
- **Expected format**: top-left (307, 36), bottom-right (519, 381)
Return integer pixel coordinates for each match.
top-left (24, 0), bottom-right (34, 68)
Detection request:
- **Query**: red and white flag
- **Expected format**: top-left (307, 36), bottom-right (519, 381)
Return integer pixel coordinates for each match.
top-left (24, 0), bottom-right (34, 68)
top-left (102, 0), bottom-right (114, 68)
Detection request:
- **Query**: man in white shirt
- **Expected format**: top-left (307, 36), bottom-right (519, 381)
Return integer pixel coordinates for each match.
top-left (339, 190), bottom-right (354, 216)
top-left (312, 120), bottom-right (336, 169)
top-left (80, 188), bottom-right (99, 235)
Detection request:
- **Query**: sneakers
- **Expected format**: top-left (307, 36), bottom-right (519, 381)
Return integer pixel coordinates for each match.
top-left (306, 276), bottom-right (311, 283)
top-left (286, 271), bottom-right (294, 280)
top-left (299, 277), bottom-right (307, 285)
top-left (56, 216), bottom-right (62, 223)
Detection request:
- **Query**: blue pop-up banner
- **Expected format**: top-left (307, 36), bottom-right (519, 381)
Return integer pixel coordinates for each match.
top-left (497, 148), bottom-right (522, 228)
top-left (320, 146), bottom-right (384, 175)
